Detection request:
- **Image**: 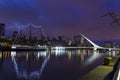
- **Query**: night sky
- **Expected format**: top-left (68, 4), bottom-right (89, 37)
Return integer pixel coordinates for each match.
top-left (0, 0), bottom-right (120, 41)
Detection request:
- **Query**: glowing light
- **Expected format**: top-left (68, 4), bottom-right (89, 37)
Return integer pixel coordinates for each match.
top-left (11, 45), bottom-right (21, 49)
top-left (51, 47), bottom-right (65, 56)
top-left (55, 50), bottom-right (60, 56)
top-left (55, 49), bottom-right (65, 56)
top-left (38, 51), bottom-right (47, 57)
top-left (11, 51), bottom-right (16, 57)
top-left (52, 46), bottom-right (65, 50)
top-left (11, 51), bottom-right (16, 61)
top-left (11, 46), bottom-right (16, 49)
top-left (0, 53), bottom-right (2, 59)
top-left (68, 51), bottom-right (72, 60)
top-left (26, 53), bottom-right (29, 61)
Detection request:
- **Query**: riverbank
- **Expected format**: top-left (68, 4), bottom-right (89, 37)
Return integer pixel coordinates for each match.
top-left (79, 54), bottom-right (120, 80)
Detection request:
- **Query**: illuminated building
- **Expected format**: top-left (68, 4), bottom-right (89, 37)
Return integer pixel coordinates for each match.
top-left (12, 31), bottom-right (18, 39)
top-left (12, 31), bottom-right (18, 44)
top-left (104, 41), bottom-right (113, 48)
top-left (73, 34), bottom-right (86, 47)
top-left (0, 23), bottom-right (5, 38)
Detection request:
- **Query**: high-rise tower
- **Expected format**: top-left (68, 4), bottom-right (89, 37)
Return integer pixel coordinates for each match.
top-left (0, 23), bottom-right (5, 38)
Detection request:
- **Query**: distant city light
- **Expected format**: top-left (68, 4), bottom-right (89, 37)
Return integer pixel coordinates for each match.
top-left (11, 51), bottom-right (16, 61)
top-left (52, 46), bottom-right (65, 50)
top-left (38, 51), bottom-right (47, 57)
top-left (0, 53), bottom-right (2, 59)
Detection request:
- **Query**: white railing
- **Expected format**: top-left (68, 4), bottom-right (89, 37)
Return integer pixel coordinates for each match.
top-left (113, 62), bottom-right (120, 80)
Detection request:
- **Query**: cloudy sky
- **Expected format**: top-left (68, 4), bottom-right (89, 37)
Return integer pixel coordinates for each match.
top-left (0, 0), bottom-right (120, 40)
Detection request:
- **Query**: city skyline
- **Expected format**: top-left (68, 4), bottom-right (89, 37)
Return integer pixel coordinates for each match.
top-left (0, 0), bottom-right (120, 41)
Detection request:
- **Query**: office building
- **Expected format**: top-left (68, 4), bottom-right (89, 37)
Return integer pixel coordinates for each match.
top-left (105, 41), bottom-right (113, 48)
top-left (0, 23), bottom-right (5, 38)
top-left (74, 34), bottom-right (86, 47)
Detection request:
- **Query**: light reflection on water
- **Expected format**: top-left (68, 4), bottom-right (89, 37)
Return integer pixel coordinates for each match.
top-left (0, 50), bottom-right (116, 80)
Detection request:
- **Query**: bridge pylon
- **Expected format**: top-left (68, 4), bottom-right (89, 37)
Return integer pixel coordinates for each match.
top-left (80, 33), bottom-right (103, 50)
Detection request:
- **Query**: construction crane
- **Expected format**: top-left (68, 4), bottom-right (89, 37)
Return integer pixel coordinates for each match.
top-left (22, 24), bottom-right (47, 41)
top-left (101, 12), bottom-right (120, 25)
top-left (39, 27), bottom-right (47, 41)
top-left (30, 24), bottom-right (47, 41)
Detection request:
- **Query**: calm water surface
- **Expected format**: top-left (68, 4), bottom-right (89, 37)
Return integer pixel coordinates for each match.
top-left (0, 49), bottom-right (106, 80)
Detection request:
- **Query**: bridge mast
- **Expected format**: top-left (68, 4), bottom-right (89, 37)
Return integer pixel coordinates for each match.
top-left (79, 33), bottom-right (103, 50)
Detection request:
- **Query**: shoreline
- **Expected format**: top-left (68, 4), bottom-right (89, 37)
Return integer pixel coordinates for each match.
top-left (79, 54), bottom-right (120, 80)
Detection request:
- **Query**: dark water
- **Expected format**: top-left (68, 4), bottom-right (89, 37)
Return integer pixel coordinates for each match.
top-left (0, 50), bottom-right (106, 80)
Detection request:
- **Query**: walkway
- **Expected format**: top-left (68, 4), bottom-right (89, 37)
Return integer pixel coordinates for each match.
top-left (78, 54), bottom-right (120, 80)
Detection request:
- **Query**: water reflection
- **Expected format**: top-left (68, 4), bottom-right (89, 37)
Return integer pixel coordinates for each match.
top-left (85, 50), bottom-right (102, 65)
top-left (105, 49), bottom-right (119, 58)
top-left (0, 52), bottom-right (3, 71)
top-left (0, 50), bottom-right (112, 80)
top-left (11, 51), bottom-right (50, 80)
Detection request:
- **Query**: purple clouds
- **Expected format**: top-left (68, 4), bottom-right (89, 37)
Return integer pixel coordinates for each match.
top-left (0, 0), bottom-right (120, 40)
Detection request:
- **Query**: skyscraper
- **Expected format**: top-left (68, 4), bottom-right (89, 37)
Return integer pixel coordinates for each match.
top-left (104, 41), bottom-right (113, 48)
top-left (0, 23), bottom-right (5, 38)
top-left (73, 34), bottom-right (86, 47)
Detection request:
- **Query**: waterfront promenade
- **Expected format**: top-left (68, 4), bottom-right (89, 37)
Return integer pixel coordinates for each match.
top-left (79, 54), bottom-right (120, 80)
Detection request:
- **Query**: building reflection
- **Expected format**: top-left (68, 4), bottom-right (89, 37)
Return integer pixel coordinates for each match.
top-left (0, 51), bottom-right (11, 70)
top-left (107, 50), bottom-right (116, 57)
top-left (0, 51), bottom-right (3, 71)
top-left (50, 49), bottom-right (99, 65)
top-left (67, 50), bottom-right (72, 60)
